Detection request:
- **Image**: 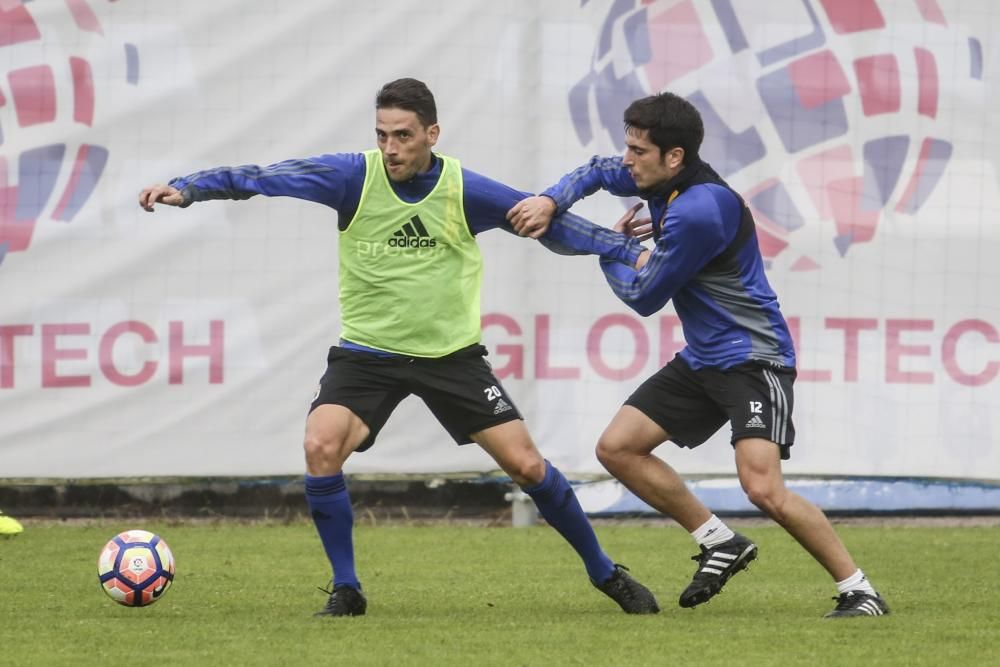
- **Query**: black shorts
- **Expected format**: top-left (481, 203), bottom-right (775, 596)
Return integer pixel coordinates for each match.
top-left (309, 344), bottom-right (522, 451)
top-left (625, 356), bottom-right (796, 460)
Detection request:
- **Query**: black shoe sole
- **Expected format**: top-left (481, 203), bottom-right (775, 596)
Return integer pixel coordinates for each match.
top-left (824, 610), bottom-right (890, 618)
top-left (678, 543), bottom-right (758, 608)
top-left (314, 609), bottom-right (366, 617)
top-left (618, 600), bottom-right (661, 615)
top-left (824, 597), bottom-right (890, 618)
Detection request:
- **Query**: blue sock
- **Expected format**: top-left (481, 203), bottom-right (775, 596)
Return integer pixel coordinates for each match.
top-left (522, 460), bottom-right (615, 584)
top-left (305, 473), bottom-right (360, 590)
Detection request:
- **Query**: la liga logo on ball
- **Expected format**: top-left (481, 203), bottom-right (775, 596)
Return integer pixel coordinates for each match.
top-left (97, 530), bottom-right (175, 607)
top-left (571, 0), bottom-right (983, 269)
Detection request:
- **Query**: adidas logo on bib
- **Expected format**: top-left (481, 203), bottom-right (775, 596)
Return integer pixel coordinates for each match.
top-left (388, 215), bottom-right (437, 248)
top-left (745, 415), bottom-right (766, 429)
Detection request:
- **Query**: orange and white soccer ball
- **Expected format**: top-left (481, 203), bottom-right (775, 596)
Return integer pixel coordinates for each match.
top-left (97, 530), bottom-right (175, 607)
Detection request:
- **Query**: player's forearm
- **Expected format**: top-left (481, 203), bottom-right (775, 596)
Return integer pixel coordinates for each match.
top-left (599, 253), bottom-right (677, 317)
top-left (169, 164), bottom-right (284, 204)
top-left (541, 156), bottom-right (639, 214)
top-left (170, 181), bottom-right (254, 206)
top-left (168, 157), bottom-right (351, 208)
top-left (541, 211), bottom-right (644, 263)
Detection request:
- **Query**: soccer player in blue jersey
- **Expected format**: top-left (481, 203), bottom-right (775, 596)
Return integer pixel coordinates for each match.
top-left (508, 92), bottom-right (889, 618)
top-left (138, 78), bottom-right (659, 617)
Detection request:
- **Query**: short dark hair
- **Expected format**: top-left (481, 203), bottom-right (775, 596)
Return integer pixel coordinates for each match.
top-left (623, 92), bottom-right (703, 164)
top-left (375, 78), bottom-right (438, 127)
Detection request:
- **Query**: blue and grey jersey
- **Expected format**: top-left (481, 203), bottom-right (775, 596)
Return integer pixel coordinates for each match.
top-left (541, 156), bottom-right (796, 370)
top-left (168, 152), bottom-right (644, 265)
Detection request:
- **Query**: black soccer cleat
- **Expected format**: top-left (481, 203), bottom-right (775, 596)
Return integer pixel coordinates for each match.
top-left (824, 591), bottom-right (890, 618)
top-left (678, 533), bottom-right (758, 608)
top-left (594, 564), bottom-right (660, 614)
top-left (315, 583), bottom-right (367, 617)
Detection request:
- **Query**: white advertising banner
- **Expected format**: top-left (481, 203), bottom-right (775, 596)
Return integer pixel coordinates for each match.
top-left (0, 0), bottom-right (998, 479)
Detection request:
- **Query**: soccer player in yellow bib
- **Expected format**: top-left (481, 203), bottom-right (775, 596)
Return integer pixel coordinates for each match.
top-left (139, 78), bottom-right (658, 617)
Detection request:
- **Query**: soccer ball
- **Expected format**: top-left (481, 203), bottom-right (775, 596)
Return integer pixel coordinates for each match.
top-left (97, 530), bottom-right (175, 607)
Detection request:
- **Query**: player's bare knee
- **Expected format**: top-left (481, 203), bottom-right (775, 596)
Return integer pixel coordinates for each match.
top-left (595, 434), bottom-right (628, 470)
top-left (507, 454), bottom-right (546, 487)
top-left (303, 433), bottom-right (349, 473)
top-left (501, 450), bottom-right (545, 487)
top-left (595, 442), bottom-right (615, 470)
top-left (744, 483), bottom-right (786, 518)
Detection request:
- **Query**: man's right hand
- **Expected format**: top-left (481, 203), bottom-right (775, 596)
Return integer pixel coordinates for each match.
top-left (507, 195), bottom-right (557, 238)
top-left (613, 202), bottom-right (653, 241)
top-left (139, 184), bottom-right (183, 212)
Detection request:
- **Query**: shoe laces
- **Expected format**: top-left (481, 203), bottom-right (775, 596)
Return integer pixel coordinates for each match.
top-left (689, 545), bottom-right (713, 568)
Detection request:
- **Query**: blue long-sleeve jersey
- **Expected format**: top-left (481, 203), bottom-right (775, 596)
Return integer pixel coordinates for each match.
top-left (169, 152), bottom-right (644, 266)
top-left (541, 156), bottom-right (796, 370)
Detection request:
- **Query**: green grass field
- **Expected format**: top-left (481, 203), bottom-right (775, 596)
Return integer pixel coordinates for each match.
top-left (1, 519), bottom-right (998, 666)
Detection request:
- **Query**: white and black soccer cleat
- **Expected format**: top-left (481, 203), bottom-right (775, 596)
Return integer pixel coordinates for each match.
top-left (679, 533), bottom-right (758, 608)
top-left (824, 590), bottom-right (890, 618)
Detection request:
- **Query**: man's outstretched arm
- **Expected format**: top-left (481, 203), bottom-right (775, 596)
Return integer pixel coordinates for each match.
top-left (138, 153), bottom-right (365, 212)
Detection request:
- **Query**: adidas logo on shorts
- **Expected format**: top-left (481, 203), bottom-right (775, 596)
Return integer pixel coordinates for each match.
top-left (745, 414), bottom-right (766, 429)
top-left (493, 398), bottom-right (512, 415)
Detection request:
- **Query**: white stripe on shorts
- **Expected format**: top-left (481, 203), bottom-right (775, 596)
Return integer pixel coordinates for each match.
top-left (762, 369), bottom-right (788, 444)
